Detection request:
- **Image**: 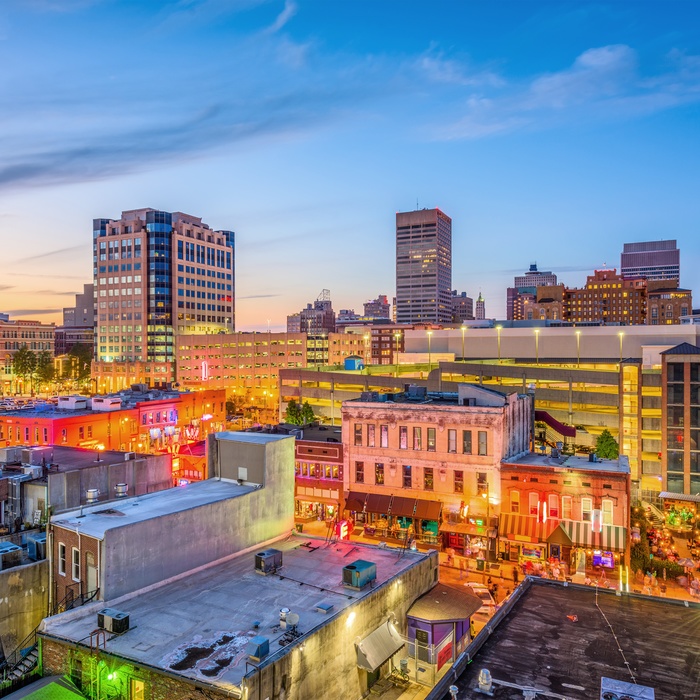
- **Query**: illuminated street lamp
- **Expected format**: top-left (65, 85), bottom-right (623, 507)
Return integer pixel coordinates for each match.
top-left (534, 329), bottom-right (540, 365)
top-left (427, 330), bottom-right (433, 369)
top-left (496, 325), bottom-right (502, 362)
top-left (618, 331), bottom-right (624, 363)
top-left (461, 325), bottom-right (467, 361)
top-left (575, 330), bottom-right (581, 368)
top-left (95, 443), bottom-right (105, 462)
top-left (394, 332), bottom-right (402, 377)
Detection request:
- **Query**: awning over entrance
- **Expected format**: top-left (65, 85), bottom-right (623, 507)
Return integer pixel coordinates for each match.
top-left (438, 521), bottom-right (487, 536)
top-left (561, 520), bottom-right (593, 547)
top-left (414, 499), bottom-right (442, 520)
top-left (356, 620), bottom-right (405, 672)
top-left (345, 491), bottom-right (367, 511)
top-left (365, 493), bottom-right (392, 514)
top-left (600, 524), bottom-right (627, 551)
top-left (499, 514), bottom-right (559, 543)
top-left (660, 491), bottom-right (700, 503)
top-left (390, 497), bottom-right (416, 517)
top-left (560, 521), bottom-right (627, 551)
top-left (547, 524), bottom-right (573, 546)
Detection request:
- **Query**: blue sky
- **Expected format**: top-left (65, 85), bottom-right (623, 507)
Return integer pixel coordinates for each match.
top-left (1, 0), bottom-right (699, 329)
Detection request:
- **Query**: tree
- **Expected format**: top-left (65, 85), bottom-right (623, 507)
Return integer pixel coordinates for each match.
top-left (284, 399), bottom-right (302, 425)
top-left (595, 429), bottom-right (619, 459)
top-left (300, 401), bottom-right (315, 425)
top-left (12, 345), bottom-right (36, 393)
top-left (36, 350), bottom-right (55, 387)
top-left (67, 344), bottom-right (93, 383)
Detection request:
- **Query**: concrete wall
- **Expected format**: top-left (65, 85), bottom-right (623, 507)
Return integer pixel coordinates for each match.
top-left (102, 436), bottom-right (295, 600)
top-left (0, 559), bottom-right (48, 659)
top-left (48, 455), bottom-right (172, 513)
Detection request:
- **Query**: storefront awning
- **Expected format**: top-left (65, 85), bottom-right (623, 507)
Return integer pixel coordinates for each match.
top-left (365, 493), bottom-right (392, 514)
top-left (660, 491), bottom-right (700, 503)
top-left (356, 620), bottom-right (405, 672)
top-left (547, 523), bottom-right (573, 546)
top-left (345, 491), bottom-right (367, 512)
top-left (499, 514), bottom-right (559, 543)
top-left (414, 499), bottom-right (442, 521)
top-left (439, 521), bottom-right (487, 536)
top-left (390, 497), bottom-right (416, 517)
top-left (559, 521), bottom-right (627, 551)
top-left (600, 524), bottom-right (627, 551)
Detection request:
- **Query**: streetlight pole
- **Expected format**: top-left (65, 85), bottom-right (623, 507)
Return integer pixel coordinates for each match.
top-left (618, 331), bottom-right (624, 364)
top-left (482, 482), bottom-right (491, 563)
top-left (575, 330), bottom-right (581, 368)
top-left (427, 330), bottom-right (433, 371)
top-left (394, 332), bottom-right (401, 378)
top-left (496, 325), bottom-right (502, 362)
top-left (534, 329), bottom-right (540, 365)
top-left (461, 325), bottom-right (467, 361)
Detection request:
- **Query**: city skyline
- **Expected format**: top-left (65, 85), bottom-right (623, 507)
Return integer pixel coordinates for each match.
top-left (0, 1), bottom-right (699, 329)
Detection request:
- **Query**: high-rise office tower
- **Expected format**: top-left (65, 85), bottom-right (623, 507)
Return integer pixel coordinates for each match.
top-left (506, 263), bottom-right (558, 320)
top-left (395, 208), bottom-right (452, 324)
top-left (475, 292), bottom-right (486, 320)
top-left (93, 209), bottom-right (234, 364)
top-left (621, 240), bottom-right (680, 281)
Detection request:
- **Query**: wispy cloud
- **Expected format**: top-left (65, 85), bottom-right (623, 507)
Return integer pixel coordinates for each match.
top-left (0, 285), bottom-right (13, 292)
top-left (13, 245), bottom-right (86, 263)
top-left (434, 45), bottom-right (700, 140)
top-left (31, 289), bottom-right (76, 295)
top-left (7, 308), bottom-right (60, 316)
top-left (238, 293), bottom-right (281, 299)
top-left (263, 0), bottom-right (297, 35)
top-left (4, 272), bottom-right (88, 280)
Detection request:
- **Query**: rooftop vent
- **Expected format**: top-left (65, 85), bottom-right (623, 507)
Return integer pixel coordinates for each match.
top-left (406, 385), bottom-right (427, 401)
top-left (86, 488), bottom-right (99, 504)
top-left (342, 560), bottom-right (377, 590)
top-left (254, 549), bottom-right (283, 575)
top-left (115, 483), bottom-right (128, 498)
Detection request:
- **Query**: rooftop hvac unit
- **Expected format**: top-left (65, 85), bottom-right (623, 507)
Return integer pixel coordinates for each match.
top-left (342, 560), bottom-right (377, 590)
top-left (600, 677), bottom-right (655, 700)
top-left (123, 452), bottom-right (136, 461)
top-left (97, 608), bottom-right (130, 634)
top-left (0, 542), bottom-right (22, 570)
top-left (22, 447), bottom-right (52, 466)
top-left (246, 636), bottom-right (269, 662)
top-left (27, 533), bottom-right (47, 561)
top-left (22, 465), bottom-right (43, 479)
top-left (254, 549), bottom-right (283, 575)
top-left (0, 446), bottom-right (22, 464)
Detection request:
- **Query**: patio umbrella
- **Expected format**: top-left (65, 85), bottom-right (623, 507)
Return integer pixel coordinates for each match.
top-left (677, 557), bottom-right (696, 568)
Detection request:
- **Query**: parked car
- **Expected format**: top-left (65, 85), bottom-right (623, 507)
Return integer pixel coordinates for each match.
top-left (464, 583), bottom-right (497, 617)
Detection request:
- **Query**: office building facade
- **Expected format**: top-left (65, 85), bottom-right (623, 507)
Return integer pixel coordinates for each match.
top-left (396, 208), bottom-right (452, 324)
top-left (621, 240), bottom-right (680, 281)
top-left (93, 209), bottom-right (235, 367)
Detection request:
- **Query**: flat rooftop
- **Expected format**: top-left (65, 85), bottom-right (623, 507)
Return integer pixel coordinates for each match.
top-left (447, 581), bottom-right (700, 699)
top-left (40, 538), bottom-right (430, 690)
top-left (1, 446), bottom-right (154, 473)
top-left (51, 479), bottom-right (255, 538)
top-left (502, 451), bottom-right (630, 474)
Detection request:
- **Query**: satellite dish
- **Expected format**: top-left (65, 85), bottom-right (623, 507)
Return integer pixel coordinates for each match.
top-left (287, 613), bottom-right (300, 628)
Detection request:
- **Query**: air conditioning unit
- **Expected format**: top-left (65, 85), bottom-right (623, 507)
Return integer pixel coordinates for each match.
top-left (246, 636), bottom-right (269, 661)
top-left (22, 465), bottom-right (43, 479)
top-left (254, 549), bottom-right (283, 575)
top-left (0, 543), bottom-right (22, 570)
top-left (27, 533), bottom-right (47, 561)
top-left (97, 608), bottom-right (130, 634)
top-left (123, 452), bottom-right (136, 461)
top-left (342, 560), bottom-right (377, 590)
top-left (600, 677), bottom-right (655, 700)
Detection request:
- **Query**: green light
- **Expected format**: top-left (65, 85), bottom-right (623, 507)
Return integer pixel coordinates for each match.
top-left (107, 673), bottom-right (115, 681)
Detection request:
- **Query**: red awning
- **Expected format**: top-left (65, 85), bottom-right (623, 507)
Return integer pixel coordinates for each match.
top-left (499, 513), bottom-right (560, 543)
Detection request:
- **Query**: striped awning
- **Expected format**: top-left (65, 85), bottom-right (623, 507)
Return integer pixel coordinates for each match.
top-left (561, 520), bottom-right (627, 551)
top-left (499, 514), bottom-right (559, 543)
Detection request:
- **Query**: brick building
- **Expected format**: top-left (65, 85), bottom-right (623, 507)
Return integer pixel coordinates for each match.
top-left (0, 317), bottom-right (55, 395)
top-left (342, 384), bottom-right (532, 559)
top-left (499, 452), bottom-right (630, 573)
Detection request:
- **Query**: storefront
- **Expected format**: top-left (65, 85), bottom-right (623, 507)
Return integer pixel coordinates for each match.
top-left (439, 520), bottom-right (489, 558)
top-left (498, 514), bottom-right (558, 563)
top-left (558, 520), bottom-right (627, 573)
top-left (659, 491), bottom-right (700, 532)
top-left (294, 485), bottom-right (341, 522)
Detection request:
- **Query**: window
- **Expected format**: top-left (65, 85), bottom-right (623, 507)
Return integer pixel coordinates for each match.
top-left (354, 424), bottom-right (363, 446)
top-left (87, 425), bottom-right (93, 438)
top-left (380, 425), bottom-right (388, 448)
top-left (367, 424), bottom-right (375, 448)
top-left (448, 429), bottom-right (457, 453)
top-left (462, 430), bottom-right (472, 454)
top-left (562, 496), bottom-right (572, 520)
top-left (454, 470), bottom-right (464, 493)
top-left (528, 492), bottom-right (539, 516)
top-left (71, 547), bottom-right (80, 581)
top-left (602, 499), bottom-right (613, 525)
top-left (581, 497), bottom-right (593, 522)
top-left (130, 679), bottom-right (145, 700)
top-left (427, 428), bottom-right (436, 452)
top-left (375, 463), bottom-right (384, 485)
top-left (548, 494), bottom-right (559, 518)
top-left (510, 491), bottom-right (520, 514)
top-left (58, 543), bottom-right (66, 576)
top-left (355, 461), bottom-right (364, 483)
top-left (477, 472), bottom-right (488, 495)
top-left (413, 427), bottom-right (422, 450)
top-left (79, 426), bottom-right (84, 440)
top-left (424, 467), bottom-right (434, 491)
top-left (399, 426), bottom-right (408, 449)
top-left (478, 430), bottom-right (488, 456)
top-left (402, 465), bottom-right (412, 489)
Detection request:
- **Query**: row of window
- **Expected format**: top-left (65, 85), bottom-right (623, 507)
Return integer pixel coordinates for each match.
top-left (508, 491), bottom-right (614, 524)
top-left (353, 462), bottom-right (486, 494)
top-left (353, 423), bottom-right (488, 455)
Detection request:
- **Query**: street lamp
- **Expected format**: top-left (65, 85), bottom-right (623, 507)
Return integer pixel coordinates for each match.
top-left (427, 330), bottom-right (433, 370)
top-left (482, 482), bottom-right (491, 562)
top-left (461, 325), bottom-right (467, 361)
top-left (95, 443), bottom-right (105, 463)
top-left (363, 333), bottom-right (371, 366)
top-left (575, 330), bottom-right (581, 368)
top-left (618, 331), bottom-right (624, 364)
top-left (534, 329), bottom-right (540, 365)
top-left (394, 332), bottom-right (401, 377)
top-left (496, 325), bottom-right (502, 362)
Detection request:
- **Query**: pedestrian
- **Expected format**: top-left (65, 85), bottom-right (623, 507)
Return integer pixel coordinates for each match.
top-left (459, 558), bottom-right (465, 580)
top-left (513, 568), bottom-right (519, 585)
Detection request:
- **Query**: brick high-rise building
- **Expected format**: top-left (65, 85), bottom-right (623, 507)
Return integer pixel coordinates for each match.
top-left (507, 264), bottom-right (558, 320)
top-left (621, 240), bottom-right (680, 282)
top-left (396, 208), bottom-right (452, 324)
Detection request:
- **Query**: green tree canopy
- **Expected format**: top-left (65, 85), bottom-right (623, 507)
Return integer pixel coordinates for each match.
top-left (67, 344), bottom-right (93, 381)
top-left (300, 401), bottom-right (315, 425)
top-left (13, 345), bottom-right (36, 388)
top-left (595, 429), bottom-right (619, 459)
top-left (284, 399), bottom-right (302, 425)
top-left (36, 350), bottom-right (55, 385)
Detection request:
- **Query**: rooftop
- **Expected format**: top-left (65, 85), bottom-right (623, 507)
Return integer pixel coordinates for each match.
top-left (408, 583), bottom-right (482, 622)
top-left (40, 537), bottom-right (430, 691)
top-left (1, 446), bottom-right (155, 473)
top-left (51, 479), bottom-right (255, 538)
top-left (444, 581), bottom-right (700, 699)
top-left (502, 451), bottom-right (630, 474)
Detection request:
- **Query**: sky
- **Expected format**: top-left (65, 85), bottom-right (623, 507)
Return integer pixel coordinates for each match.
top-left (1, 0), bottom-right (699, 330)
